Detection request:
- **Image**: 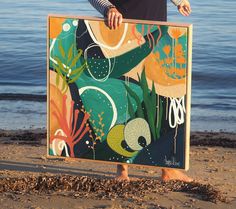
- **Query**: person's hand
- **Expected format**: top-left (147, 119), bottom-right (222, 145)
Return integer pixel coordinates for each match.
top-left (107, 7), bottom-right (123, 30)
top-left (178, 0), bottom-right (191, 16)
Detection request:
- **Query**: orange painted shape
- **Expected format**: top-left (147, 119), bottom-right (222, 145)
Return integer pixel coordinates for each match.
top-left (168, 27), bottom-right (186, 40)
top-left (98, 21), bottom-right (126, 46)
top-left (144, 52), bottom-right (185, 86)
top-left (49, 17), bottom-right (66, 38)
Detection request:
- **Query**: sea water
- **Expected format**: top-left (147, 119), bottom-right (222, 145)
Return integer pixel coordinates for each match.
top-left (0, 0), bottom-right (235, 132)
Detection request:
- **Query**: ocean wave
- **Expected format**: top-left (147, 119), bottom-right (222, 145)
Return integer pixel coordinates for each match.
top-left (192, 103), bottom-right (236, 111)
top-left (0, 93), bottom-right (46, 102)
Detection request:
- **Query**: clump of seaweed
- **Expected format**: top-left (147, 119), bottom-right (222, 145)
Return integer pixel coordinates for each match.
top-left (0, 175), bottom-right (227, 204)
top-left (164, 180), bottom-right (227, 203)
top-left (124, 69), bottom-right (163, 140)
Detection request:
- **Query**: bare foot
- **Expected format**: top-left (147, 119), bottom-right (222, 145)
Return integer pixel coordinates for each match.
top-left (115, 164), bottom-right (130, 182)
top-left (161, 169), bottom-right (193, 182)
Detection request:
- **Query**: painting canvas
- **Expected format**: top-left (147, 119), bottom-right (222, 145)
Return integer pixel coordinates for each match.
top-left (47, 15), bottom-right (192, 170)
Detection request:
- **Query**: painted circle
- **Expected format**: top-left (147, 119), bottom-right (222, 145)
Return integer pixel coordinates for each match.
top-left (63, 23), bottom-right (71, 32)
top-left (124, 118), bottom-right (151, 151)
top-left (73, 20), bottom-right (78, 26)
top-left (106, 124), bottom-right (137, 157)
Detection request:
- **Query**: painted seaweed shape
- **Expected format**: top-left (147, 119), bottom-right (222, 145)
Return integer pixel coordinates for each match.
top-left (124, 69), bottom-right (163, 140)
top-left (50, 94), bottom-right (91, 157)
top-left (52, 40), bottom-right (87, 93)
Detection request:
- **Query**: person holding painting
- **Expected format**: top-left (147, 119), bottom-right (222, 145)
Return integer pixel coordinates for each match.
top-left (88, 0), bottom-right (192, 182)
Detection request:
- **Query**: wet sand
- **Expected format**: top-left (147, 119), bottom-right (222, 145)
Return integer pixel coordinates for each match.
top-left (0, 129), bottom-right (235, 209)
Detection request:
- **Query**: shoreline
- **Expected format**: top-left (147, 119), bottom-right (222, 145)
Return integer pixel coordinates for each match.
top-left (1, 129), bottom-right (235, 148)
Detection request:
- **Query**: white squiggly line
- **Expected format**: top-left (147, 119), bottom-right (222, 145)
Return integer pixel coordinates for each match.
top-left (168, 97), bottom-right (186, 128)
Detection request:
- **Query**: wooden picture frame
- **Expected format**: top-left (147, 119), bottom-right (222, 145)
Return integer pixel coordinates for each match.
top-left (47, 14), bottom-right (192, 170)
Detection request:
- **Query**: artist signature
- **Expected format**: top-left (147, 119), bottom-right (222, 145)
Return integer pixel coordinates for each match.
top-left (164, 156), bottom-right (180, 167)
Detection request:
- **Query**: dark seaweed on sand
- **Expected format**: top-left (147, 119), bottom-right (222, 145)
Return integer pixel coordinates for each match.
top-left (0, 175), bottom-right (227, 204)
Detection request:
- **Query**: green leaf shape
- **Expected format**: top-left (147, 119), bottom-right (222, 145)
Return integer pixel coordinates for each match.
top-left (58, 40), bottom-right (65, 59)
top-left (54, 57), bottom-right (68, 74)
top-left (68, 69), bottom-right (84, 83)
top-left (125, 68), bottom-right (163, 141)
top-left (70, 62), bottom-right (87, 76)
top-left (68, 61), bottom-right (87, 83)
top-left (68, 44), bottom-right (74, 62)
top-left (52, 63), bottom-right (60, 87)
top-left (127, 96), bottom-right (135, 119)
top-left (53, 46), bottom-right (85, 85)
top-left (156, 97), bottom-right (163, 139)
top-left (52, 61), bottom-right (68, 93)
top-left (124, 84), bottom-right (144, 118)
top-left (138, 69), bottom-right (157, 139)
top-left (69, 49), bottom-right (83, 69)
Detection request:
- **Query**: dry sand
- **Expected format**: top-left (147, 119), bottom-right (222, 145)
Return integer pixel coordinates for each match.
top-left (0, 130), bottom-right (235, 209)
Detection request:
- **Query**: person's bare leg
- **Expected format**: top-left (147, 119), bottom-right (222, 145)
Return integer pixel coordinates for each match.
top-left (161, 168), bottom-right (193, 182)
top-left (116, 164), bottom-right (130, 181)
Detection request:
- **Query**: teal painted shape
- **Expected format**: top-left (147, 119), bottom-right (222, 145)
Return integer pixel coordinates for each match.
top-left (153, 25), bottom-right (169, 54)
top-left (49, 148), bottom-right (54, 156)
top-left (75, 73), bottom-right (143, 142)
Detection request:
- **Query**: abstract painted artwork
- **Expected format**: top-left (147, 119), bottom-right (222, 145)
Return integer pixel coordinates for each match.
top-left (47, 15), bottom-right (192, 169)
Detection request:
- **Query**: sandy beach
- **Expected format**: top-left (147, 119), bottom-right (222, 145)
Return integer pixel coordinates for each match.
top-left (0, 130), bottom-right (235, 209)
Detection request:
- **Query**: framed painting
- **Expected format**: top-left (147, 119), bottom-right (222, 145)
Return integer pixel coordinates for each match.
top-left (47, 15), bottom-right (192, 170)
